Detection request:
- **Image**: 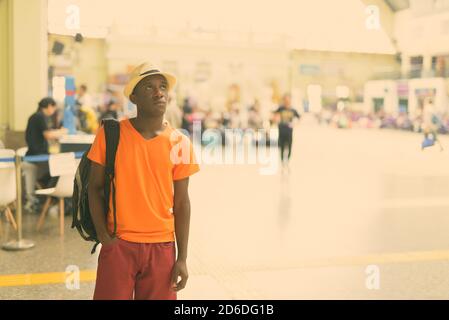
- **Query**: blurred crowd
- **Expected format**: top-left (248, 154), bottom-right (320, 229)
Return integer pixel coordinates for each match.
top-left (70, 84), bottom-right (124, 134)
top-left (316, 101), bottom-right (449, 135)
top-left (176, 97), bottom-right (269, 134)
top-left (52, 84), bottom-right (449, 139)
top-left (66, 85), bottom-right (274, 136)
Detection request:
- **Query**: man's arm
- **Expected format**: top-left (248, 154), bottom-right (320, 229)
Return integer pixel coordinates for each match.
top-left (36, 113), bottom-right (67, 140)
top-left (292, 110), bottom-right (301, 126)
top-left (88, 162), bottom-right (115, 245)
top-left (171, 177), bottom-right (191, 292)
top-left (43, 128), bottom-right (68, 140)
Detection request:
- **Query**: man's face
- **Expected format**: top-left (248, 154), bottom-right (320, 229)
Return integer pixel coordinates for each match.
top-left (130, 74), bottom-right (169, 118)
top-left (43, 104), bottom-right (57, 117)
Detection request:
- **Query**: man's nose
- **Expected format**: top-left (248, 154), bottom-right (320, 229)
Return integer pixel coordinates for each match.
top-left (153, 87), bottom-right (164, 98)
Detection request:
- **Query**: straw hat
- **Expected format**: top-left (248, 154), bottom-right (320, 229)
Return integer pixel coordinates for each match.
top-left (123, 62), bottom-right (177, 99)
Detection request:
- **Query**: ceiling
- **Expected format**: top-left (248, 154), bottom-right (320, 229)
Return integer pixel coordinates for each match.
top-left (385, 0), bottom-right (410, 11)
top-left (47, 0), bottom-right (399, 54)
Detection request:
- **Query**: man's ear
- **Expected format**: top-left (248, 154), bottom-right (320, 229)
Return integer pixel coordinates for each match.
top-left (129, 92), bottom-right (137, 105)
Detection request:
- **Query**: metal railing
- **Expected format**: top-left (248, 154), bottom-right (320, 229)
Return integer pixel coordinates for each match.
top-left (0, 152), bottom-right (84, 251)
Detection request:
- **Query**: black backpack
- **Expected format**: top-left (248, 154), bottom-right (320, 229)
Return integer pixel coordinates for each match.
top-left (71, 119), bottom-right (120, 254)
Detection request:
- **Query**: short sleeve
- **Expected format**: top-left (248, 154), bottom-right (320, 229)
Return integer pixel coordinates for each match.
top-left (171, 132), bottom-right (200, 181)
top-left (294, 109), bottom-right (301, 119)
top-left (87, 126), bottom-right (106, 166)
top-left (37, 114), bottom-right (48, 132)
top-left (37, 117), bottom-right (48, 132)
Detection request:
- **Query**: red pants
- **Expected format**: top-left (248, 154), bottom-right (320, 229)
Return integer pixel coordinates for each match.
top-left (93, 238), bottom-right (177, 300)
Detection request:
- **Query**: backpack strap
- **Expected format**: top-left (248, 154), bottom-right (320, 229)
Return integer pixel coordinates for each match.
top-left (74, 164), bottom-right (92, 241)
top-left (102, 119), bottom-right (120, 238)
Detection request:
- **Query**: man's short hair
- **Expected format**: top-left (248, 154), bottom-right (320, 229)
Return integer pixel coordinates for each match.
top-left (38, 97), bottom-right (56, 111)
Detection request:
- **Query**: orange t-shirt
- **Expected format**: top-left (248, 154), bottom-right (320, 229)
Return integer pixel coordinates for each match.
top-left (87, 119), bottom-right (200, 243)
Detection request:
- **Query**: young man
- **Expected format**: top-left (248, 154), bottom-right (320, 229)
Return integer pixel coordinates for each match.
top-left (274, 94), bottom-right (300, 170)
top-left (23, 97), bottom-right (67, 211)
top-left (88, 63), bottom-right (199, 300)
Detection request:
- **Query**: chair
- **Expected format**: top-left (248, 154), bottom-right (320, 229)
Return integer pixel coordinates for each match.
top-left (0, 149), bottom-right (18, 235)
top-left (36, 153), bottom-right (77, 236)
top-left (19, 147), bottom-right (51, 199)
top-left (16, 147), bottom-right (27, 157)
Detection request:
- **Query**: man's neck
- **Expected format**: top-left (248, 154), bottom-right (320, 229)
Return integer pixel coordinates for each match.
top-left (130, 115), bottom-right (165, 133)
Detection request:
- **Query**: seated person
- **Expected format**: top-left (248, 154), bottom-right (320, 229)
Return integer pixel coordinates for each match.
top-left (23, 97), bottom-right (67, 212)
top-left (77, 102), bottom-right (99, 134)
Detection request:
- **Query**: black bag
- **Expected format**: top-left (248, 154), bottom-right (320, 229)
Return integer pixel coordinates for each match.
top-left (71, 119), bottom-right (120, 254)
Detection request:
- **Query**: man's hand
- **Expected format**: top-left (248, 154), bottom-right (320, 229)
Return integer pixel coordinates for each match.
top-left (98, 233), bottom-right (117, 246)
top-left (171, 260), bottom-right (188, 292)
top-left (44, 127), bottom-right (68, 140)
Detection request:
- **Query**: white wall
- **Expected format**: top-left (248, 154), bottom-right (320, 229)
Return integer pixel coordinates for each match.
top-left (395, 8), bottom-right (449, 56)
top-left (10, 0), bottom-right (48, 131)
top-left (364, 80), bottom-right (398, 114)
top-left (0, 0), bottom-right (12, 137)
top-left (106, 35), bottom-right (289, 112)
top-left (408, 78), bottom-right (448, 115)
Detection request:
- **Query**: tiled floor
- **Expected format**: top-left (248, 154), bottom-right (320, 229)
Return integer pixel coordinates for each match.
top-left (2, 116), bottom-right (449, 299)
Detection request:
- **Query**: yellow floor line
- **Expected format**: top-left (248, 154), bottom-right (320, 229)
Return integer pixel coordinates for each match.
top-left (0, 270), bottom-right (96, 287)
top-left (2, 249), bottom-right (449, 287)
top-left (298, 250), bottom-right (449, 269)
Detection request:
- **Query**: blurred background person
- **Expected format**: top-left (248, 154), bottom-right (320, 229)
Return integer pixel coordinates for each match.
top-left (181, 97), bottom-right (193, 133)
top-left (78, 104), bottom-right (99, 134)
top-left (76, 84), bottom-right (93, 108)
top-left (191, 102), bottom-right (206, 137)
top-left (203, 109), bottom-right (220, 130)
top-left (76, 84), bottom-right (99, 134)
top-left (421, 98), bottom-right (443, 150)
top-left (229, 103), bottom-right (242, 129)
top-left (100, 99), bottom-right (119, 121)
top-left (23, 97), bottom-right (67, 212)
top-left (247, 99), bottom-right (265, 147)
top-left (273, 93), bottom-right (301, 170)
top-left (247, 99), bottom-right (264, 131)
top-left (164, 92), bottom-right (182, 128)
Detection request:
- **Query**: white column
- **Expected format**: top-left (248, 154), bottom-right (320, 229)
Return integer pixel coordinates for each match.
top-left (400, 53), bottom-right (410, 78)
top-left (0, 0), bottom-right (12, 136)
top-left (10, 0), bottom-right (48, 131)
top-left (422, 55), bottom-right (433, 78)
